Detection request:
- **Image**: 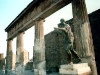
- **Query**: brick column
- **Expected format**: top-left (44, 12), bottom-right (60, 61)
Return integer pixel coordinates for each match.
top-left (5, 39), bottom-right (13, 75)
top-left (72, 0), bottom-right (97, 75)
top-left (33, 19), bottom-right (46, 75)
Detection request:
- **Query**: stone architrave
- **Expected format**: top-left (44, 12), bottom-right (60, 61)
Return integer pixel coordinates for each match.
top-left (33, 18), bottom-right (46, 75)
top-left (72, 0), bottom-right (97, 75)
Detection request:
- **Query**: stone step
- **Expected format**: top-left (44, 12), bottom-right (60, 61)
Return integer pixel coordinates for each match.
top-left (60, 63), bottom-right (89, 69)
top-left (59, 63), bottom-right (91, 75)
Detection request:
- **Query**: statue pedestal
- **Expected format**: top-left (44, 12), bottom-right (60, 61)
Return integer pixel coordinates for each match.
top-left (59, 63), bottom-right (92, 75)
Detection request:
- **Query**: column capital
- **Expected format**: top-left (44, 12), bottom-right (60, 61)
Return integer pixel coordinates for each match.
top-left (17, 31), bottom-right (25, 35)
top-left (6, 38), bottom-right (13, 41)
top-left (36, 17), bottom-right (45, 22)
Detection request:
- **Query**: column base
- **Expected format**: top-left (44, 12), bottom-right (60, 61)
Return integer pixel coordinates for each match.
top-left (59, 63), bottom-right (91, 75)
top-left (34, 69), bottom-right (46, 75)
top-left (15, 62), bottom-right (24, 75)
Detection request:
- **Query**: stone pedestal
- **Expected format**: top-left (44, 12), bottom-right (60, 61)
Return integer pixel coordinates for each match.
top-left (59, 63), bottom-right (91, 75)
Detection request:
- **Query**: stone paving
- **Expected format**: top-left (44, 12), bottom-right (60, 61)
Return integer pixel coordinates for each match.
top-left (24, 70), bottom-right (60, 75)
top-left (0, 70), bottom-right (60, 75)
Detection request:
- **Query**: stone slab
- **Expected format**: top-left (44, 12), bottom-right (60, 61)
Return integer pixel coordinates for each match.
top-left (59, 63), bottom-right (91, 75)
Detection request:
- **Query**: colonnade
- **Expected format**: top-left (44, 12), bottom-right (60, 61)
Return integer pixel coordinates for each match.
top-left (5, 18), bottom-right (45, 75)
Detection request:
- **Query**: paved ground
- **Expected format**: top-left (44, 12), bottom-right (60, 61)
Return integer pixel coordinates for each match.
top-left (24, 70), bottom-right (60, 75)
top-left (0, 70), bottom-right (60, 75)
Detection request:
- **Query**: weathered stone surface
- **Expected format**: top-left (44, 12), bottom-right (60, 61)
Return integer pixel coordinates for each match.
top-left (59, 63), bottom-right (91, 75)
top-left (45, 31), bottom-right (60, 72)
top-left (5, 39), bottom-right (16, 75)
top-left (88, 9), bottom-right (100, 74)
top-left (33, 19), bottom-right (46, 75)
top-left (16, 32), bottom-right (29, 75)
top-left (25, 61), bottom-right (33, 70)
top-left (15, 49), bottom-right (29, 75)
top-left (22, 49), bottom-right (29, 65)
top-left (0, 54), bottom-right (5, 75)
top-left (0, 53), bottom-right (4, 70)
top-left (72, 0), bottom-right (97, 74)
top-left (66, 9), bottom-right (100, 74)
top-left (15, 63), bottom-right (25, 75)
top-left (12, 53), bottom-right (16, 70)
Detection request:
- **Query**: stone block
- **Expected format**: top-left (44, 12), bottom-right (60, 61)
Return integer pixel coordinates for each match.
top-left (59, 63), bottom-right (91, 75)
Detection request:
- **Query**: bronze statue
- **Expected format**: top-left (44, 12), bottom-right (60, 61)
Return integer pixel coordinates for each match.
top-left (54, 18), bottom-right (81, 64)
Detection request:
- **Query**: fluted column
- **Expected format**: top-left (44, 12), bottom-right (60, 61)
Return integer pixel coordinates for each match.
top-left (33, 19), bottom-right (46, 75)
top-left (72, 0), bottom-right (97, 75)
top-left (5, 39), bottom-right (13, 75)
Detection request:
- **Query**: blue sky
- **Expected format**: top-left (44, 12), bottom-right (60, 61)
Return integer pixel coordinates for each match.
top-left (0, 0), bottom-right (100, 59)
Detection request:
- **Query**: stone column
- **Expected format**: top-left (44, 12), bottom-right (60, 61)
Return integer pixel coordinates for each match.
top-left (72, 0), bottom-right (97, 75)
top-left (16, 32), bottom-right (25, 75)
top-left (33, 18), bottom-right (46, 75)
top-left (0, 53), bottom-right (5, 74)
top-left (16, 32), bottom-right (24, 63)
top-left (0, 53), bottom-right (4, 70)
top-left (5, 39), bottom-right (13, 75)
